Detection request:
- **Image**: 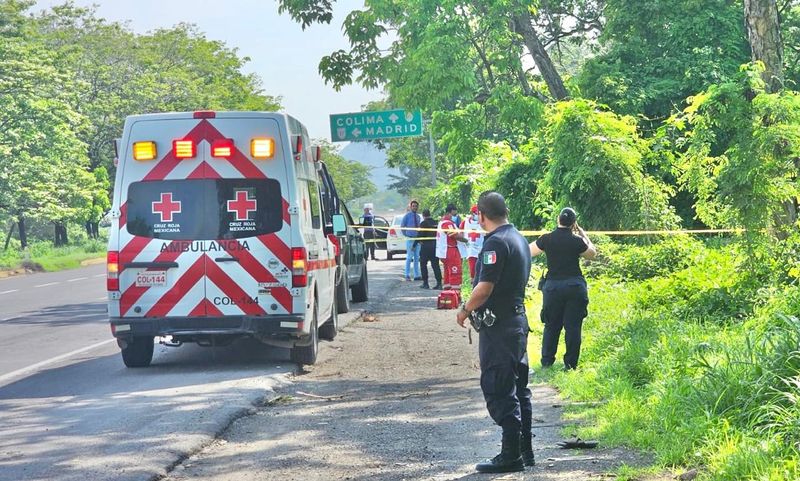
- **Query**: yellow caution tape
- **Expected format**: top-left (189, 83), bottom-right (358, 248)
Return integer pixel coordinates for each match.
top-left (351, 225), bottom-right (744, 238)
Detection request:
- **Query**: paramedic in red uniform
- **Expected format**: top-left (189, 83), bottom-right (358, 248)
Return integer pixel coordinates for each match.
top-left (437, 204), bottom-right (467, 290)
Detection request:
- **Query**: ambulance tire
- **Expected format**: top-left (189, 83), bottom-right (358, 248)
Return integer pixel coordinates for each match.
top-left (351, 264), bottom-right (369, 303)
top-left (335, 271), bottom-right (350, 314)
top-left (290, 306), bottom-right (318, 365)
top-left (319, 297), bottom-right (338, 341)
top-left (121, 336), bottom-right (154, 368)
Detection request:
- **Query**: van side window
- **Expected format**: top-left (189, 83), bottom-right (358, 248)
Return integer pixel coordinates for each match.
top-left (307, 181), bottom-right (322, 230)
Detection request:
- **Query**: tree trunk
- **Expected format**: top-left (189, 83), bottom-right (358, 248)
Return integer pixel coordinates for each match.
top-left (4, 222), bottom-right (15, 251)
top-left (54, 222), bottom-right (68, 247)
top-left (513, 10), bottom-right (569, 101)
top-left (85, 220), bottom-right (99, 239)
top-left (18, 213), bottom-right (27, 250)
top-left (744, 0), bottom-right (784, 92)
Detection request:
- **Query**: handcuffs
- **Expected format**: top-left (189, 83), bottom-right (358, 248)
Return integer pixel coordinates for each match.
top-left (462, 303), bottom-right (497, 331)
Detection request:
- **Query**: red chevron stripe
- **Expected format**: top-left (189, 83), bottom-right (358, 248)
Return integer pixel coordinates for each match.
top-left (188, 297), bottom-right (224, 317)
top-left (258, 234), bottom-right (291, 264)
top-left (119, 202), bottom-right (128, 228)
top-left (223, 242), bottom-right (293, 313)
top-left (119, 236), bottom-right (151, 265)
top-left (119, 240), bottom-right (187, 316)
top-left (205, 259), bottom-right (267, 316)
top-left (145, 255), bottom-right (206, 318)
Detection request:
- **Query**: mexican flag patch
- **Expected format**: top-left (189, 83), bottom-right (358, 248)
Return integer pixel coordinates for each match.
top-left (483, 251), bottom-right (497, 265)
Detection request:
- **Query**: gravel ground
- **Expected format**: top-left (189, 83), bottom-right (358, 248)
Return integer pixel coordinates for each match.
top-left (163, 260), bottom-right (662, 481)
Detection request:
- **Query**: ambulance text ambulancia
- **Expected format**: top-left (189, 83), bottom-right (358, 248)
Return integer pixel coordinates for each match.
top-left (107, 111), bottom-right (359, 367)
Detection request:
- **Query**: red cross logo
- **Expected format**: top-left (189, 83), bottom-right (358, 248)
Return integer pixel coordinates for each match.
top-left (227, 190), bottom-right (257, 221)
top-left (152, 192), bottom-right (182, 223)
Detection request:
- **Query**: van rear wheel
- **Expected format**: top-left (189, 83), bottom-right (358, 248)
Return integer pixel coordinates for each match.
top-left (121, 336), bottom-right (154, 368)
top-left (335, 269), bottom-right (350, 314)
top-left (319, 297), bottom-right (338, 341)
top-left (290, 307), bottom-right (319, 365)
top-left (351, 265), bottom-right (369, 303)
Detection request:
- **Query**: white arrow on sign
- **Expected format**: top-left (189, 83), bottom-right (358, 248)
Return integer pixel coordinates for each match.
top-left (389, 113), bottom-right (399, 123)
top-left (352, 128), bottom-right (362, 138)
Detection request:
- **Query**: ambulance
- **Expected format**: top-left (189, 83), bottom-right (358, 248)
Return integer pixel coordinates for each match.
top-left (106, 111), bottom-right (351, 367)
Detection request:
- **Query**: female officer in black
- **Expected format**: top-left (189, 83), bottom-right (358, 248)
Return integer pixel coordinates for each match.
top-left (530, 208), bottom-right (597, 370)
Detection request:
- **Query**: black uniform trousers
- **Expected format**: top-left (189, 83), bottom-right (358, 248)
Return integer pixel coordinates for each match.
top-left (419, 246), bottom-right (441, 284)
top-left (364, 229), bottom-right (376, 259)
top-left (540, 277), bottom-right (589, 369)
top-left (478, 314), bottom-right (532, 436)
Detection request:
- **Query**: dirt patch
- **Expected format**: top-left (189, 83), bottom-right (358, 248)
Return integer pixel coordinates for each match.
top-left (0, 261), bottom-right (43, 279)
top-left (164, 273), bottom-right (667, 481)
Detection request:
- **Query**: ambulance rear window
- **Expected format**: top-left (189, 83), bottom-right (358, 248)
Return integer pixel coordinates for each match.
top-left (126, 179), bottom-right (283, 240)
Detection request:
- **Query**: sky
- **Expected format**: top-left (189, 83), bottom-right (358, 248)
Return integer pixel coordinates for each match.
top-left (34, 0), bottom-right (385, 141)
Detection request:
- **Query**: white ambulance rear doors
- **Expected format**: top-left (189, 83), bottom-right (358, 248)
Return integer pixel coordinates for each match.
top-left (114, 114), bottom-right (295, 320)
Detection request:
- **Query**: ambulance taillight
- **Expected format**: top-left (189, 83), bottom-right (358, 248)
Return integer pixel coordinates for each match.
top-left (291, 247), bottom-right (307, 287)
top-left (173, 140), bottom-right (196, 159)
top-left (293, 136), bottom-right (303, 160)
top-left (212, 139), bottom-right (234, 158)
top-left (107, 251), bottom-right (120, 291)
top-left (133, 141), bottom-right (157, 161)
top-left (251, 138), bottom-right (275, 159)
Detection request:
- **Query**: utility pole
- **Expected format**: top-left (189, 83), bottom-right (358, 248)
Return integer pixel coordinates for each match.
top-left (426, 119), bottom-right (436, 186)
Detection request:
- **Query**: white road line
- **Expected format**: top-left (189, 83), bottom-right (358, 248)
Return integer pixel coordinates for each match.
top-left (93, 274), bottom-right (106, 278)
top-left (34, 282), bottom-right (59, 288)
top-left (67, 277), bottom-right (88, 282)
top-left (0, 338), bottom-right (116, 386)
top-left (97, 296), bottom-right (108, 301)
top-left (0, 289), bottom-right (19, 295)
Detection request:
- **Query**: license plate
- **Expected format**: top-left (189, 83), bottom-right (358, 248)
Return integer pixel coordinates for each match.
top-left (135, 271), bottom-right (167, 287)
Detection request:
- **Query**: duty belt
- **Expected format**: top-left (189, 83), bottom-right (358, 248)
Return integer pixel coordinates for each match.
top-left (469, 305), bottom-right (525, 331)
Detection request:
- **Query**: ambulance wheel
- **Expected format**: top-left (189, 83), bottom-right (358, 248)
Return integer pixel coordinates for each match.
top-left (121, 336), bottom-right (154, 368)
top-left (291, 307), bottom-right (318, 365)
top-left (319, 298), bottom-right (338, 341)
top-left (335, 272), bottom-right (350, 314)
top-left (351, 264), bottom-right (369, 303)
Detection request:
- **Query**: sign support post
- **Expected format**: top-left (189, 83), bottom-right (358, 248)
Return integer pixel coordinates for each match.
top-left (426, 119), bottom-right (436, 186)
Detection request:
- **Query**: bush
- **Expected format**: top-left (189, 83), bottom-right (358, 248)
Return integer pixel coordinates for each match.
top-left (603, 235), bottom-right (706, 281)
top-left (528, 241), bottom-right (800, 479)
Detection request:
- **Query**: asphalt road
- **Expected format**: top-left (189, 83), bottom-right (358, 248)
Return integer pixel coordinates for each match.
top-left (0, 258), bottom-right (398, 481)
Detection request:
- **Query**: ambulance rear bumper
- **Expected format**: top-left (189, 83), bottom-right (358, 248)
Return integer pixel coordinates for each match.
top-left (109, 315), bottom-right (307, 339)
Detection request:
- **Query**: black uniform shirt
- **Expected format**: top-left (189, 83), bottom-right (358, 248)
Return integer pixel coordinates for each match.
top-left (474, 224), bottom-right (532, 314)
top-left (419, 217), bottom-right (438, 252)
top-left (535, 227), bottom-right (588, 279)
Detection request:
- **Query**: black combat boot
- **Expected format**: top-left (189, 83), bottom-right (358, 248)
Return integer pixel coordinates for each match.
top-left (520, 431), bottom-right (535, 467)
top-left (432, 282), bottom-right (442, 290)
top-left (420, 282), bottom-right (430, 289)
top-left (475, 430), bottom-right (524, 473)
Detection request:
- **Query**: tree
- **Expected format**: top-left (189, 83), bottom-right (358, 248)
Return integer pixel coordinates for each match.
top-left (0, 18), bottom-right (96, 248)
top-left (578, 0), bottom-right (749, 121)
top-left (538, 99), bottom-right (678, 230)
top-left (672, 64), bottom-right (800, 234)
top-left (744, 0), bottom-right (784, 92)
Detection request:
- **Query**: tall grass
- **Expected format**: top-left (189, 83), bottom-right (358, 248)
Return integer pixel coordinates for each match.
top-left (527, 238), bottom-right (800, 480)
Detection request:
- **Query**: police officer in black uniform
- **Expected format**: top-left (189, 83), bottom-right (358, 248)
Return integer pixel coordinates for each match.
top-left (456, 191), bottom-right (533, 473)
top-left (530, 207), bottom-right (597, 370)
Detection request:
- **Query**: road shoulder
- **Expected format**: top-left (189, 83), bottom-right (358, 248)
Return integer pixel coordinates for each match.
top-left (164, 271), bottom-right (664, 481)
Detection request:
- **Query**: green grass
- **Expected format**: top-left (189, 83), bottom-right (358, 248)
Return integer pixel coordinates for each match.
top-left (0, 237), bottom-right (106, 272)
top-left (525, 239), bottom-right (800, 481)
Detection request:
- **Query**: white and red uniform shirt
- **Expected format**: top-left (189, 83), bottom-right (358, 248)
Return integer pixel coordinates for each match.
top-left (460, 215), bottom-right (483, 258)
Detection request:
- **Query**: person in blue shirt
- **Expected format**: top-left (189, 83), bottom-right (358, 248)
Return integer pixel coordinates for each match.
top-left (400, 200), bottom-right (422, 281)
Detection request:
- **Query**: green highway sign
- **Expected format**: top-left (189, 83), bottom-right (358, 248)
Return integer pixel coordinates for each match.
top-left (330, 109), bottom-right (423, 142)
